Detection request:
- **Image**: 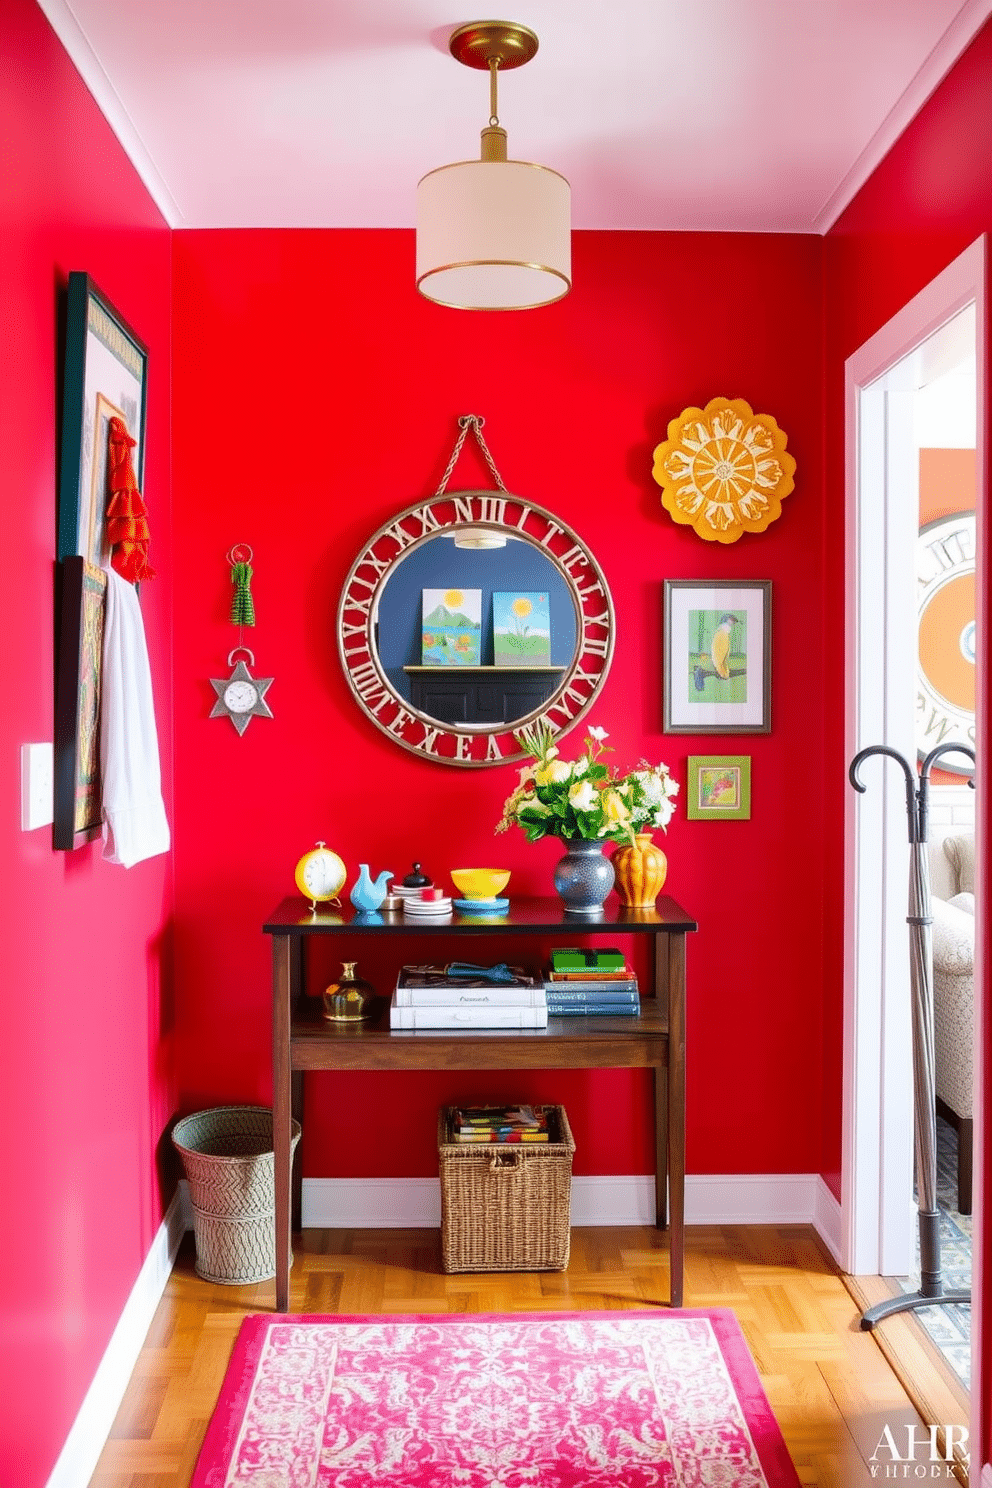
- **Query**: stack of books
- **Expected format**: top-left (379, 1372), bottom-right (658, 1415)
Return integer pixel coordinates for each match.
top-left (543, 946), bottom-right (640, 1016)
top-left (390, 965), bottom-right (548, 1029)
top-left (450, 1104), bottom-right (550, 1142)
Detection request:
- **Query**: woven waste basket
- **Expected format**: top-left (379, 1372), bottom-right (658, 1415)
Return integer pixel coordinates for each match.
top-left (172, 1105), bottom-right (301, 1285)
top-left (438, 1104), bottom-right (575, 1273)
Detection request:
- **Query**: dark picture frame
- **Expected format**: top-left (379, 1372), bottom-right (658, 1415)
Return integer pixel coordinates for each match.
top-left (54, 273), bottom-right (147, 849)
top-left (53, 557), bottom-right (107, 849)
top-left (663, 579), bottom-right (772, 734)
top-left (57, 272), bottom-right (148, 567)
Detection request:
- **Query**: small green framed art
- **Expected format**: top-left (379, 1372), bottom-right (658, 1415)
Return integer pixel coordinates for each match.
top-left (686, 755), bottom-right (751, 820)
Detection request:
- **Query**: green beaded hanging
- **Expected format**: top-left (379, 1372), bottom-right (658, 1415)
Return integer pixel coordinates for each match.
top-left (209, 543), bottom-right (274, 734)
top-left (230, 560), bottom-right (256, 627)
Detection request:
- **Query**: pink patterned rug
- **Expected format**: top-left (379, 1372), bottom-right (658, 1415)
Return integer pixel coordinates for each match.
top-left (192, 1310), bottom-right (800, 1487)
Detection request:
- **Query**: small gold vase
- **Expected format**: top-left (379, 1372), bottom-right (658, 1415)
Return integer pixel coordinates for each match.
top-left (322, 961), bottom-right (380, 1022)
top-left (613, 832), bottom-right (668, 908)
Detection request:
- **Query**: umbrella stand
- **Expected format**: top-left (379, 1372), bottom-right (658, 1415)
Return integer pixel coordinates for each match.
top-left (849, 741), bottom-right (975, 1331)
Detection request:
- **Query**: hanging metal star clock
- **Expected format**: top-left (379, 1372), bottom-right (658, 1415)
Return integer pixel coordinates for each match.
top-left (209, 544), bottom-right (275, 735)
top-left (210, 650), bottom-right (274, 734)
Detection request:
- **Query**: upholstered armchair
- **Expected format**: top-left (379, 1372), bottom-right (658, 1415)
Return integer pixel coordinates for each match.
top-left (930, 831), bottom-right (975, 1214)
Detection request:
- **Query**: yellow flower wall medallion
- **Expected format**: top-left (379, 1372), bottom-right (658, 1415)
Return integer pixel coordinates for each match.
top-left (652, 396), bottom-right (796, 543)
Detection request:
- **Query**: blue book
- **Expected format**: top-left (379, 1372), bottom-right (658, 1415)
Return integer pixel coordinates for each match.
top-left (546, 1001), bottom-right (641, 1017)
top-left (542, 983), bottom-right (639, 1003)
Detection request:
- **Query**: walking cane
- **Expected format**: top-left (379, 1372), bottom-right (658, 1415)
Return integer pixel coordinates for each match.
top-left (848, 741), bottom-right (975, 1330)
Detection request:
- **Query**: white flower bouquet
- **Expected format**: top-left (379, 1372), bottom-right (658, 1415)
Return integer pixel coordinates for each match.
top-left (496, 723), bottom-right (679, 847)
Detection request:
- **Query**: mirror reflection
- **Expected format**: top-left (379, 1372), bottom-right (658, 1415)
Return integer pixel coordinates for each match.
top-left (375, 533), bottom-right (578, 728)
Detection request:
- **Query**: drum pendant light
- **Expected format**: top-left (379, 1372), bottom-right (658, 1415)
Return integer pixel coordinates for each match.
top-left (416, 21), bottom-right (571, 311)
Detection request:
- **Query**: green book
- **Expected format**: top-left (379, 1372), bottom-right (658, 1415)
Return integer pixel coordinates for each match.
top-left (551, 947), bottom-right (625, 972)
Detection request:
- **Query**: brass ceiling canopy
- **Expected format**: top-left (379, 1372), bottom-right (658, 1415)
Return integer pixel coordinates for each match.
top-left (447, 20), bottom-right (539, 71)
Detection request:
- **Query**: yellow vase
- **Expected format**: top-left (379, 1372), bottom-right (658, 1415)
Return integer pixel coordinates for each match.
top-left (613, 832), bottom-right (668, 908)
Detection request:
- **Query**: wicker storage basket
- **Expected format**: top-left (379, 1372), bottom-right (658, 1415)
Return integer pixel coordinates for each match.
top-left (438, 1105), bottom-right (575, 1273)
top-left (172, 1105), bottom-right (301, 1285)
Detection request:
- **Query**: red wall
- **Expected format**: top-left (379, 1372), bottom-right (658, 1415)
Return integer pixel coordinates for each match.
top-left (171, 228), bottom-right (828, 1182)
top-left (0, 2), bottom-right (174, 1483)
top-left (823, 15), bottom-right (992, 1466)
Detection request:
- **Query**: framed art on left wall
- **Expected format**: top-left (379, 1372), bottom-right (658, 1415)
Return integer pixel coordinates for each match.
top-left (54, 273), bottom-right (148, 848)
top-left (57, 272), bottom-right (148, 567)
top-left (53, 557), bottom-right (107, 849)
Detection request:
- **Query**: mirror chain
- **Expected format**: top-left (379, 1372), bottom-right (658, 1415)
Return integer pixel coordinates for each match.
top-left (434, 414), bottom-right (508, 496)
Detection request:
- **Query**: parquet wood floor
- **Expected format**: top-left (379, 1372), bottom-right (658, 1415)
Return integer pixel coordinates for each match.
top-left (87, 1224), bottom-right (963, 1487)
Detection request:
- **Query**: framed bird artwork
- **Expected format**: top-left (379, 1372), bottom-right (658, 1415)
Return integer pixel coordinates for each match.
top-left (663, 579), bottom-right (771, 734)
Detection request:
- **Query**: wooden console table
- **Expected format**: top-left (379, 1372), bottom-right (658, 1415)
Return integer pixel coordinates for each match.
top-left (263, 895), bottom-right (697, 1312)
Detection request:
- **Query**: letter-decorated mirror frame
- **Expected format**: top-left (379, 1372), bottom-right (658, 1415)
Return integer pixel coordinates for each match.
top-left (337, 491), bottom-right (616, 767)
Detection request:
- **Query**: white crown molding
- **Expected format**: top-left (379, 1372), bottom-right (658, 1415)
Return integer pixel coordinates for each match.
top-left (814, 0), bottom-right (992, 233)
top-left (46, 1187), bottom-right (186, 1488)
top-left (34, 0), bottom-right (183, 227)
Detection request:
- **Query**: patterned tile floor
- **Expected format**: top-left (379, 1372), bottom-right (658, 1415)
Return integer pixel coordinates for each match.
top-left (896, 1114), bottom-right (972, 1390)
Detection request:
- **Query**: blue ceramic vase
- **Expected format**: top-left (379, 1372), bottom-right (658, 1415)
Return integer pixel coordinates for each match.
top-left (553, 839), bottom-right (615, 914)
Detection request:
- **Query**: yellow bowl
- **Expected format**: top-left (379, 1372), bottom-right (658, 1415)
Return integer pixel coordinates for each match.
top-left (450, 868), bottom-right (511, 901)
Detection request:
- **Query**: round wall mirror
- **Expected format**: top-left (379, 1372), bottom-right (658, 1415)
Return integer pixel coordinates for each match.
top-left (338, 490), bottom-right (615, 767)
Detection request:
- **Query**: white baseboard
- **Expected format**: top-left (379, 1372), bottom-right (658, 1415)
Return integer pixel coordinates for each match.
top-left (46, 1187), bottom-right (186, 1488)
top-left (301, 1172), bottom-right (844, 1245)
top-left (684, 1173), bottom-right (825, 1226)
top-left (813, 1175), bottom-right (844, 1263)
top-left (304, 1177), bottom-right (444, 1228)
top-left (570, 1175), bottom-right (657, 1226)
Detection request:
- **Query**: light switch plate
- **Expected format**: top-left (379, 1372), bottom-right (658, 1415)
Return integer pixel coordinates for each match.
top-left (21, 742), bottom-right (54, 830)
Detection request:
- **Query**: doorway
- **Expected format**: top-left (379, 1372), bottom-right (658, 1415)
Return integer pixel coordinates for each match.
top-left (843, 238), bottom-right (986, 1396)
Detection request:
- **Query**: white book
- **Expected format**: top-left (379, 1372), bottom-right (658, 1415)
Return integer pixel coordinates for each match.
top-left (393, 985), bottom-right (547, 1007)
top-left (389, 1000), bottom-right (549, 1029)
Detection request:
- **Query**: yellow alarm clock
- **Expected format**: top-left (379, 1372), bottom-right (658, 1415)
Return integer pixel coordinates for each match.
top-left (294, 841), bottom-right (347, 911)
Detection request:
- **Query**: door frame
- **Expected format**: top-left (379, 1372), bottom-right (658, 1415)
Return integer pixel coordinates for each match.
top-left (843, 237), bottom-right (986, 1283)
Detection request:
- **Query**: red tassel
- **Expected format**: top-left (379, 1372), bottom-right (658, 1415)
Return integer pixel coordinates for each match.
top-left (106, 416), bottom-right (155, 583)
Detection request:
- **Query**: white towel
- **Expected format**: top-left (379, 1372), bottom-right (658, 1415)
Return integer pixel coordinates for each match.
top-left (100, 567), bottom-right (170, 867)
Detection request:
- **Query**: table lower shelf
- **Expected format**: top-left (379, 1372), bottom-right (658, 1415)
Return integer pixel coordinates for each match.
top-left (289, 1004), bottom-right (670, 1071)
top-left (281, 1007), bottom-right (675, 1302)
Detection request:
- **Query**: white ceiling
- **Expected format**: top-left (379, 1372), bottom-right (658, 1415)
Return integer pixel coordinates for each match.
top-left (38, 0), bottom-right (992, 233)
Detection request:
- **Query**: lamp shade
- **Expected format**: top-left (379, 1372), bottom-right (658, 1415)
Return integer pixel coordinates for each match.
top-left (417, 159), bottom-right (571, 310)
top-left (453, 527), bottom-right (507, 549)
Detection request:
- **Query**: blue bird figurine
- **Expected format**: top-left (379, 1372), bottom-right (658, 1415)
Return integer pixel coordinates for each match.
top-left (350, 865), bottom-right (393, 913)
